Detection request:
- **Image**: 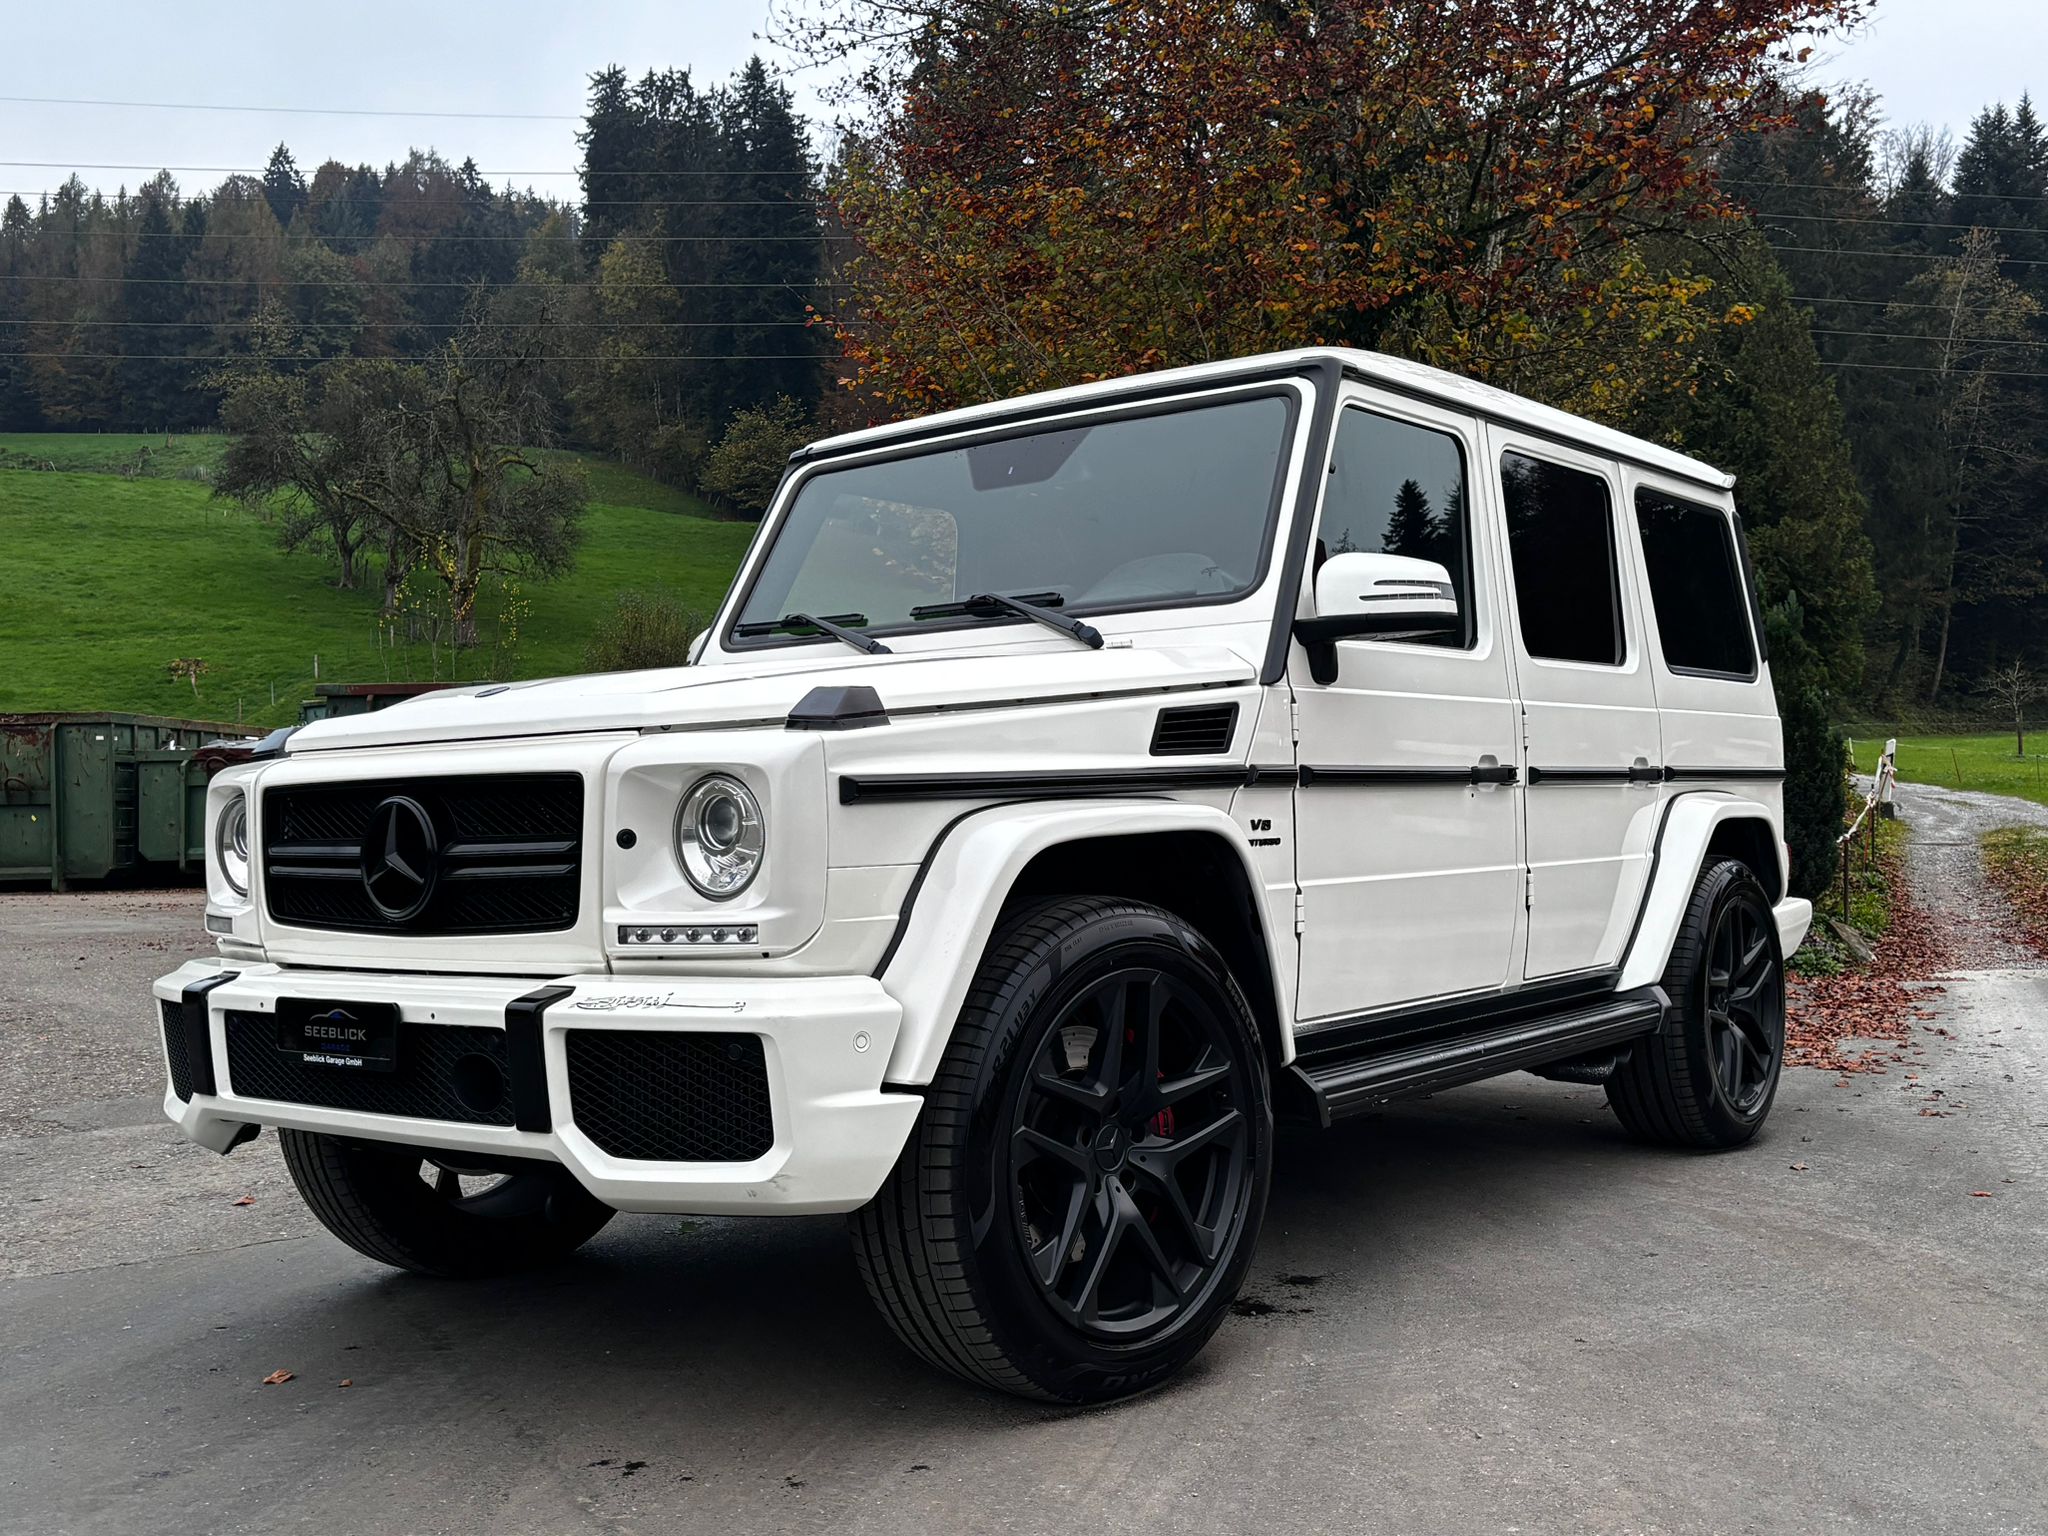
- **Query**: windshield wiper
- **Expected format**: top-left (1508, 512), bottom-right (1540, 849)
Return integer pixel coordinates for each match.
top-left (734, 612), bottom-right (892, 655)
top-left (909, 591), bottom-right (1103, 650)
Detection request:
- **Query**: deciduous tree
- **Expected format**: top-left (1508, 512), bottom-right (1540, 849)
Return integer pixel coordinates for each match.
top-left (804, 0), bottom-right (1867, 418)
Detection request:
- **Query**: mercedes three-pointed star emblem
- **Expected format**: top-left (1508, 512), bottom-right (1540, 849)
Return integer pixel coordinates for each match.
top-left (360, 795), bottom-right (438, 922)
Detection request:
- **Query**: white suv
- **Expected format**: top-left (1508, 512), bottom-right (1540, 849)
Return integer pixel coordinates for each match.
top-left (155, 348), bottom-right (1811, 1402)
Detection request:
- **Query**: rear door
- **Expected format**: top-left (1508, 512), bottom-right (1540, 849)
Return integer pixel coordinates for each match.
top-left (1486, 428), bottom-right (1662, 980)
top-left (1626, 472), bottom-right (1783, 804)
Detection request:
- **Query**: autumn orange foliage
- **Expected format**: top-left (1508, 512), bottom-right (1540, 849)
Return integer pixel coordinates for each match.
top-left (809, 0), bottom-right (1867, 419)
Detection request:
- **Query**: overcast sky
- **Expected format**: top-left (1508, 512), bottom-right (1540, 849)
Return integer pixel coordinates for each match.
top-left (0, 0), bottom-right (2039, 202)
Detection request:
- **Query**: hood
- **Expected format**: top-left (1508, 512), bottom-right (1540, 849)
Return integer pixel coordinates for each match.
top-left (285, 642), bottom-right (1260, 752)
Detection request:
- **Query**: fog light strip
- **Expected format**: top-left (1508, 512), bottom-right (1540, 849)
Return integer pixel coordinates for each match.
top-left (618, 924), bottom-right (760, 947)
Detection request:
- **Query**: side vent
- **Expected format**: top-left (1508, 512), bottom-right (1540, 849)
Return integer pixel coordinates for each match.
top-left (1149, 702), bottom-right (1240, 757)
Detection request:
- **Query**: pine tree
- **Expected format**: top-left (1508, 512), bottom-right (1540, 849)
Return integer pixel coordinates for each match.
top-left (1382, 478), bottom-right (1440, 561)
top-left (0, 194), bottom-right (40, 430)
top-left (120, 182), bottom-right (198, 428)
top-left (711, 57), bottom-right (824, 422)
top-left (261, 144), bottom-right (308, 231)
top-left (578, 67), bottom-right (642, 264)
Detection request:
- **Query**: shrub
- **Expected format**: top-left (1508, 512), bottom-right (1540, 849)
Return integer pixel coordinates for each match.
top-left (698, 397), bottom-right (811, 518)
top-left (1768, 599), bottom-right (1846, 902)
top-left (584, 589), bottom-right (705, 674)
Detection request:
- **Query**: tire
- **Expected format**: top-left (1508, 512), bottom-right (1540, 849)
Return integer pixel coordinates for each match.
top-left (279, 1129), bottom-right (615, 1278)
top-left (850, 897), bottom-right (1273, 1403)
top-left (1607, 857), bottom-right (1786, 1149)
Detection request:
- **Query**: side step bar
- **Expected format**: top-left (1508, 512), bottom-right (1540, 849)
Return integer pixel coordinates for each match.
top-left (1289, 985), bottom-right (1669, 1126)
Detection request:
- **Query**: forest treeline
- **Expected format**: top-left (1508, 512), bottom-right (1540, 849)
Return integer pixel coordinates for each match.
top-left (0, 9), bottom-right (2041, 751)
top-left (0, 58), bottom-right (832, 496)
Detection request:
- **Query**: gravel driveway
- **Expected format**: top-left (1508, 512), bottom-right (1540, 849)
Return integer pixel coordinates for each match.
top-left (1877, 778), bottom-right (2048, 969)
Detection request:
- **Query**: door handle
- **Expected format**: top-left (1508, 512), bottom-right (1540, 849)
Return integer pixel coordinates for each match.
top-left (1470, 762), bottom-right (1519, 786)
top-left (1628, 761), bottom-right (1665, 784)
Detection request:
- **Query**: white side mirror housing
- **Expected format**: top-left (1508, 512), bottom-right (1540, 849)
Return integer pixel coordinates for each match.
top-left (1312, 551), bottom-right (1458, 624)
top-left (1296, 551), bottom-right (1459, 682)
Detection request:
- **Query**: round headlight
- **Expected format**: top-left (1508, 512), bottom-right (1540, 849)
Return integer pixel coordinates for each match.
top-left (674, 774), bottom-right (764, 899)
top-left (215, 793), bottom-right (251, 898)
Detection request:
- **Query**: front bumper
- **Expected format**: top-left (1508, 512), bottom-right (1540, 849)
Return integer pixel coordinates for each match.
top-left (151, 959), bottom-right (920, 1216)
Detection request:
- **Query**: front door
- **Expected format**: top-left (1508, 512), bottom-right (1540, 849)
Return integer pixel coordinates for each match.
top-left (1291, 393), bottom-right (1524, 1022)
top-left (1486, 428), bottom-right (1663, 980)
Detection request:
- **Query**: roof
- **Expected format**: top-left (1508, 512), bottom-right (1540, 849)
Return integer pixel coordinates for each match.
top-left (800, 347), bottom-right (1733, 492)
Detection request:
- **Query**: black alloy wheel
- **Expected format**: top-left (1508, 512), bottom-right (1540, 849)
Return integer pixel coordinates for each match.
top-left (1606, 857), bottom-right (1786, 1149)
top-left (1008, 966), bottom-right (1253, 1341)
top-left (1703, 886), bottom-right (1783, 1116)
top-left (279, 1128), bottom-right (614, 1277)
top-left (850, 897), bottom-right (1272, 1402)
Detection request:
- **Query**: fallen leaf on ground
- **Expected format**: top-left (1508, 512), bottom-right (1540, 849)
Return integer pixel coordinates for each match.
top-left (261, 1369), bottom-right (294, 1385)
top-left (231, 1195), bottom-right (255, 1207)
top-left (1789, 1162), bottom-right (1809, 1170)
top-left (1968, 1191), bottom-right (1994, 1199)
top-left (338, 1379), bottom-right (353, 1388)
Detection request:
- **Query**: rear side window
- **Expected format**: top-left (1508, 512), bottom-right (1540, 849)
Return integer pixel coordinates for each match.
top-left (1500, 452), bottom-right (1623, 666)
top-left (1635, 490), bottom-right (1757, 678)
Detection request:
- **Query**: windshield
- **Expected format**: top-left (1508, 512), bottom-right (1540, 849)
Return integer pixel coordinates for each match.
top-left (731, 392), bottom-right (1295, 642)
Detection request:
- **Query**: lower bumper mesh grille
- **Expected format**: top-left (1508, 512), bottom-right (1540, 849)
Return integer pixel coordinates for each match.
top-left (567, 1031), bottom-right (774, 1163)
top-left (160, 998), bottom-right (193, 1101)
top-left (223, 1011), bottom-right (515, 1126)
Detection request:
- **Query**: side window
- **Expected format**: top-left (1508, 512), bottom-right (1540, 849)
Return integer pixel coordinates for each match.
top-left (1500, 451), bottom-right (1623, 666)
top-left (1321, 407), bottom-right (1474, 648)
top-left (1635, 490), bottom-right (1757, 678)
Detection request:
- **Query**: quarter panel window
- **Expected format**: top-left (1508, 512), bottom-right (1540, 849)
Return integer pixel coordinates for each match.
top-left (1635, 490), bottom-right (1757, 678)
top-left (1501, 452), bottom-right (1624, 666)
top-left (1321, 407), bottom-right (1474, 649)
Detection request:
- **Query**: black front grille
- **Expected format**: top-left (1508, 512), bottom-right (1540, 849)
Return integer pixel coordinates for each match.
top-left (567, 1031), bottom-right (774, 1162)
top-left (160, 998), bottom-right (193, 1101)
top-left (1150, 702), bottom-right (1239, 756)
top-left (223, 1011), bottom-right (516, 1125)
top-left (263, 773), bottom-right (582, 936)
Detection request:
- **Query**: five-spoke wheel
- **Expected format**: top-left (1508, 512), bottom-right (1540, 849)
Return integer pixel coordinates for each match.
top-left (1010, 967), bottom-right (1253, 1340)
top-left (280, 1130), bottom-right (614, 1277)
top-left (1607, 857), bottom-right (1786, 1148)
top-left (851, 897), bottom-right (1271, 1402)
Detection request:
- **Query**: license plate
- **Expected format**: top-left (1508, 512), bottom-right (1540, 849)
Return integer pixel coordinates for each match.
top-left (276, 999), bottom-right (401, 1073)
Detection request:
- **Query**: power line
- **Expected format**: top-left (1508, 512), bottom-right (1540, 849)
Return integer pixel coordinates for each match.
top-left (1816, 358), bottom-right (2048, 378)
top-left (1789, 293), bottom-right (1982, 310)
top-left (8, 351), bottom-right (830, 363)
top-left (0, 160), bottom-right (806, 177)
top-left (61, 230), bottom-right (824, 244)
top-left (1761, 210), bottom-right (2048, 238)
top-left (1808, 327), bottom-right (2043, 348)
top-left (0, 317), bottom-right (823, 329)
top-left (1720, 176), bottom-right (2048, 205)
top-left (0, 190), bottom-right (824, 209)
top-left (1768, 243), bottom-right (2048, 266)
top-left (8, 274), bottom-right (851, 289)
top-left (0, 93), bottom-right (580, 122)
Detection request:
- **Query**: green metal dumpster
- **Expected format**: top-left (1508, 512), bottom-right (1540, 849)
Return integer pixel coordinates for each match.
top-left (0, 713), bottom-right (260, 890)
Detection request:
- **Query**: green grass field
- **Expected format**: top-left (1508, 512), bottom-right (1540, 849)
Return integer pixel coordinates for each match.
top-left (1849, 732), bottom-right (2048, 809)
top-left (0, 433), bottom-right (757, 729)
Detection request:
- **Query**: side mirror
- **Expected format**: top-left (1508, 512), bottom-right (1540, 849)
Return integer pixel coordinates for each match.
top-left (1294, 551), bottom-right (1458, 684)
